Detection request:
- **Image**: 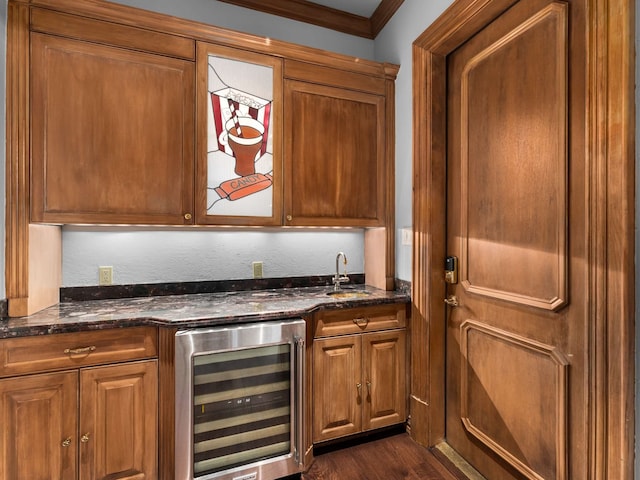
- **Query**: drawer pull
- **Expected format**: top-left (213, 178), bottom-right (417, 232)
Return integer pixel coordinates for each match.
top-left (81, 433), bottom-right (90, 443)
top-left (353, 317), bottom-right (369, 327)
top-left (64, 345), bottom-right (96, 355)
top-left (61, 437), bottom-right (71, 447)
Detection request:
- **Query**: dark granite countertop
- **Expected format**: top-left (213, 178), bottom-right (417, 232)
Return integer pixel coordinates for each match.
top-left (0, 285), bottom-right (410, 338)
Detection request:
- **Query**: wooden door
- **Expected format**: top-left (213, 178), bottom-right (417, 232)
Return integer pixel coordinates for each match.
top-left (445, 0), bottom-right (584, 478)
top-left (79, 360), bottom-right (157, 480)
top-left (284, 79), bottom-right (385, 227)
top-left (362, 330), bottom-right (406, 431)
top-left (312, 335), bottom-right (361, 442)
top-left (30, 32), bottom-right (195, 225)
top-left (0, 371), bottom-right (78, 480)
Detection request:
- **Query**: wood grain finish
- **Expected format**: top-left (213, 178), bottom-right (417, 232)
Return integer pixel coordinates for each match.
top-left (80, 360), bottom-right (158, 479)
top-left (157, 327), bottom-right (177, 480)
top-left (0, 327), bottom-right (158, 377)
top-left (313, 334), bottom-right (362, 442)
top-left (303, 432), bottom-right (465, 480)
top-left (217, 0), bottom-right (404, 39)
top-left (460, 321), bottom-right (568, 479)
top-left (30, 32), bottom-right (195, 225)
top-left (284, 79), bottom-right (385, 227)
top-left (30, 7), bottom-right (195, 60)
top-left (313, 329), bottom-right (407, 443)
top-left (314, 303), bottom-right (406, 338)
top-left (313, 305), bottom-right (407, 444)
top-left (411, 0), bottom-right (634, 479)
top-left (0, 371), bottom-right (78, 480)
top-left (363, 330), bottom-right (406, 431)
top-left (457, 2), bottom-right (568, 311)
top-left (0, 328), bottom-right (159, 480)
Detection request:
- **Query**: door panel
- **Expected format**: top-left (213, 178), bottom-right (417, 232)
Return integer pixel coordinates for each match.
top-left (445, 0), bottom-right (585, 478)
top-left (0, 371), bottom-right (78, 480)
top-left (312, 335), bottom-right (362, 442)
top-left (80, 360), bottom-right (158, 480)
top-left (363, 330), bottom-right (406, 431)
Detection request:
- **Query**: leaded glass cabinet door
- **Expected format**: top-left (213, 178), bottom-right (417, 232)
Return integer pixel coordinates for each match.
top-left (195, 42), bottom-right (283, 225)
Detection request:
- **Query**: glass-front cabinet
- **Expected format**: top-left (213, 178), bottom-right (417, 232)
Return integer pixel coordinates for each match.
top-left (195, 43), bottom-right (283, 225)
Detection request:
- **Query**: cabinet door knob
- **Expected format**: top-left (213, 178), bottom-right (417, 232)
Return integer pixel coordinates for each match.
top-left (80, 433), bottom-right (90, 443)
top-left (61, 437), bottom-right (72, 447)
top-left (356, 382), bottom-right (362, 394)
top-left (184, 213), bottom-right (192, 220)
top-left (366, 380), bottom-right (371, 394)
top-left (286, 214), bottom-right (292, 221)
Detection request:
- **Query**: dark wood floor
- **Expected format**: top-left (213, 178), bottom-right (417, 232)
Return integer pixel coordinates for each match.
top-left (301, 431), bottom-right (467, 480)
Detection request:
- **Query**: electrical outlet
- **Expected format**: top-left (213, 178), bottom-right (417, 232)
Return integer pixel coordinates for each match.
top-left (252, 261), bottom-right (263, 279)
top-left (98, 266), bottom-right (113, 286)
top-left (401, 228), bottom-right (412, 245)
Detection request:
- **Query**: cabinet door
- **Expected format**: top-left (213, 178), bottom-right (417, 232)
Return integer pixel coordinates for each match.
top-left (0, 371), bottom-right (78, 480)
top-left (31, 32), bottom-right (195, 225)
top-left (312, 335), bottom-right (361, 442)
top-left (79, 360), bottom-right (157, 480)
top-left (284, 80), bottom-right (385, 226)
top-left (195, 42), bottom-right (283, 225)
top-left (362, 330), bottom-right (406, 431)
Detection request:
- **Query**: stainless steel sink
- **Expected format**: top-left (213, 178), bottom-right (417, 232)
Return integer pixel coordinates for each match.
top-left (326, 290), bottom-right (371, 299)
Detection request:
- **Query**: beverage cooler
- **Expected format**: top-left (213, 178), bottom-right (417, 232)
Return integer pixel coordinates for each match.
top-left (175, 319), bottom-right (306, 480)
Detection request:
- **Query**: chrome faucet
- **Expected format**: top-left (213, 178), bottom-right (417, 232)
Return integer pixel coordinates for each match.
top-left (333, 252), bottom-right (349, 290)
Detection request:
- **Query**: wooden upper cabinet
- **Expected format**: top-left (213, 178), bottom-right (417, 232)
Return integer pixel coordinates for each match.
top-left (283, 61), bottom-right (386, 227)
top-left (23, 5), bottom-right (395, 228)
top-left (195, 42), bottom-right (283, 225)
top-left (30, 15), bottom-right (195, 225)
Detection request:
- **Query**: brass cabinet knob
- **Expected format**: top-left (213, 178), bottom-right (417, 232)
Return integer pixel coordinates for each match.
top-left (184, 213), bottom-right (192, 220)
top-left (356, 382), bottom-right (362, 394)
top-left (286, 215), bottom-right (292, 221)
top-left (80, 433), bottom-right (90, 443)
top-left (61, 437), bottom-right (71, 447)
top-left (366, 380), bottom-right (371, 394)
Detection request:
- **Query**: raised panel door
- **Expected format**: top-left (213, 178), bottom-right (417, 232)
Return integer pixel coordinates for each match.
top-left (284, 80), bottom-right (385, 226)
top-left (79, 360), bottom-right (158, 480)
top-left (362, 330), bottom-right (406, 431)
top-left (445, 0), bottom-right (582, 478)
top-left (0, 371), bottom-right (78, 480)
top-left (312, 335), bottom-right (361, 442)
top-left (30, 33), bottom-right (195, 225)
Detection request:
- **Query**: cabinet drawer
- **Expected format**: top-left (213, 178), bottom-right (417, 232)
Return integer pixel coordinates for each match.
top-left (314, 303), bottom-right (406, 338)
top-left (0, 327), bottom-right (157, 377)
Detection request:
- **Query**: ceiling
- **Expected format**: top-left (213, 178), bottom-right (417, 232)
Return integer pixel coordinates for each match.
top-left (218, 0), bottom-right (404, 39)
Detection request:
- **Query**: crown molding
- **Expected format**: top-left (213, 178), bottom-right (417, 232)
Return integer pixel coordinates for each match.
top-left (218, 0), bottom-right (404, 39)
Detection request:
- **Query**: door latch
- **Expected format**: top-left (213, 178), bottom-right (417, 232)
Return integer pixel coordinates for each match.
top-left (445, 256), bottom-right (458, 284)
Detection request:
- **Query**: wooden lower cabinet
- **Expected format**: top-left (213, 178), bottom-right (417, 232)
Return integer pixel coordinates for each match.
top-left (0, 371), bottom-right (78, 480)
top-left (80, 361), bottom-right (158, 480)
top-left (0, 360), bottom-right (157, 480)
top-left (312, 329), bottom-right (406, 443)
